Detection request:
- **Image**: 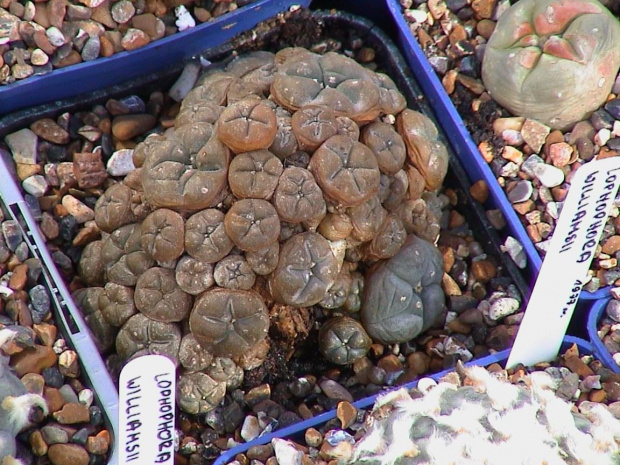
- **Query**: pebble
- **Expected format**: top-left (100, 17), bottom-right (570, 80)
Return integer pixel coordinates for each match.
top-left (81, 35), bottom-right (100, 61)
top-left (2, 220), bottom-right (23, 251)
top-left (43, 367), bottom-right (65, 388)
top-left (47, 443), bottom-right (89, 465)
top-left (272, 438), bottom-right (303, 465)
top-left (31, 119), bottom-right (70, 145)
top-left (520, 118), bottom-right (550, 153)
top-left (106, 148), bottom-right (135, 176)
top-left (607, 300), bottom-right (620, 323)
top-left (501, 236), bottom-right (526, 269)
top-left (240, 415), bottom-right (261, 442)
top-left (22, 175), bottom-right (49, 197)
top-left (61, 195), bottom-right (95, 223)
top-left (71, 428), bottom-right (89, 445)
top-left (486, 296), bottom-right (520, 320)
top-left (78, 388), bottom-right (94, 408)
top-left (30, 49), bottom-right (50, 66)
top-left (59, 350), bottom-right (80, 377)
top-left (30, 429), bottom-right (48, 456)
top-left (507, 180), bottom-right (532, 203)
top-left (111, 114), bottom-right (156, 140)
top-left (54, 402), bottom-right (91, 424)
top-left (320, 379), bottom-right (354, 402)
top-left (532, 163), bottom-right (564, 188)
top-left (336, 401), bottom-right (357, 429)
top-left (12, 344), bottom-right (58, 376)
top-left (548, 142), bottom-right (572, 167)
top-left (22, 373), bottom-right (46, 394)
top-left (41, 424), bottom-right (70, 444)
top-left (111, 0), bottom-right (135, 23)
top-left (121, 28), bottom-right (150, 50)
top-left (86, 431), bottom-right (109, 455)
top-left (5, 128), bottom-right (38, 164)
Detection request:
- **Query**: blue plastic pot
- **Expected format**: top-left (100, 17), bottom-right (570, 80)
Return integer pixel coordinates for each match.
top-left (213, 335), bottom-right (595, 465)
top-left (384, 0), bottom-right (609, 302)
top-left (0, 0), bottom-right (311, 115)
top-left (587, 298), bottom-right (620, 373)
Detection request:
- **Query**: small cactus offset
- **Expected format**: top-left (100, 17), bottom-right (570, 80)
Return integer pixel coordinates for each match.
top-left (348, 364), bottom-right (620, 465)
top-left (481, 0), bottom-right (620, 130)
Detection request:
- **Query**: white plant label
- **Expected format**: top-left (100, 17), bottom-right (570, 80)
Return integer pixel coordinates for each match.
top-left (507, 158), bottom-right (620, 368)
top-left (119, 355), bottom-right (176, 464)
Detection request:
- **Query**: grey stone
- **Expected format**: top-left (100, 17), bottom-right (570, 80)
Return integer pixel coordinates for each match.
top-left (81, 35), bottom-right (100, 61)
top-left (22, 175), bottom-right (48, 197)
top-left (507, 180), bottom-right (533, 203)
top-left (5, 128), bottom-right (38, 164)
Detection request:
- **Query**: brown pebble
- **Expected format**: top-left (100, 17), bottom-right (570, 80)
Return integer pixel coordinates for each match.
top-left (16, 163), bottom-right (42, 180)
top-left (33, 322), bottom-right (57, 347)
top-left (30, 429), bottom-right (48, 456)
top-left (442, 69), bottom-right (457, 95)
top-left (11, 345), bottom-right (58, 377)
top-left (44, 387), bottom-right (66, 413)
top-left (563, 356), bottom-right (594, 378)
top-left (476, 19), bottom-right (495, 39)
top-left (244, 384), bottom-right (271, 408)
top-left (377, 354), bottom-right (403, 373)
top-left (53, 403), bottom-right (90, 424)
top-left (30, 118), bottom-right (70, 144)
top-left (521, 119), bottom-right (551, 154)
top-left (469, 179), bottom-right (489, 203)
top-left (40, 212), bottom-right (60, 240)
top-left (298, 403), bottom-right (313, 420)
top-left (589, 389), bottom-right (607, 403)
top-left (471, 259), bottom-right (496, 283)
top-left (602, 235), bottom-right (620, 256)
top-left (406, 352), bottom-right (430, 375)
top-left (305, 427), bottom-right (323, 448)
top-left (448, 318), bottom-right (472, 334)
top-left (247, 444), bottom-right (273, 462)
top-left (193, 6), bottom-right (211, 22)
top-left (336, 401), bottom-right (357, 429)
top-left (478, 141), bottom-right (494, 163)
top-left (86, 433), bottom-right (109, 455)
top-left (48, 443), bottom-right (89, 465)
top-left (55, 50), bottom-right (82, 68)
top-left (73, 152), bottom-right (107, 189)
top-left (111, 114), bottom-right (156, 140)
top-left (442, 272), bottom-right (462, 296)
top-left (320, 439), bottom-right (353, 461)
top-left (21, 373), bottom-right (45, 395)
top-left (471, 0), bottom-right (497, 19)
top-left (59, 350), bottom-right (80, 378)
top-left (121, 28), bottom-right (150, 50)
top-left (9, 263), bottom-right (28, 291)
top-left (356, 47), bottom-right (375, 63)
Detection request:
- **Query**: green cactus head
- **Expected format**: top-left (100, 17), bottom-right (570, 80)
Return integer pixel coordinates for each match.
top-left (482, 0), bottom-right (620, 130)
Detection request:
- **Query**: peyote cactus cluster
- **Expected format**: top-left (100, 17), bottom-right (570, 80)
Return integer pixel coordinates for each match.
top-left (348, 364), bottom-right (620, 465)
top-left (73, 48), bottom-right (451, 412)
top-left (481, 0), bottom-right (620, 131)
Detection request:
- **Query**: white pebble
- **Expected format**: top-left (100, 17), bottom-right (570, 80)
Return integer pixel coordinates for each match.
top-left (486, 297), bottom-right (520, 320)
top-left (22, 175), bottom-right (48, 197)
top-left (46, 26), bottom-right (66, 47)
top-left (62, 195), bottom-right (95, 223)
top-left (79, 388), bottom-right (94, 408)
top-left (404, 9), bottom-right (428, 23)
top-left (532, 163), bottom-right (564, 188)
top-left (175, 5), bottom-right (195, 31)
top-left (107, 149), bottom-right (135, 176)
top-left (5, 128), bottom-right (38, 164)
top-left (417, 377), bottom-right (437, 394)
top-left (612, 121), bottom-right (620, 138)
top-left (501, 236), bottom-right (527, 269)
top-left (272, 438), bottom-right (303, 465)
top-left (169, 62), bottom-right (201, 102)
top-left (613, 352), bottom-right (620, 367)
top-left (595, 128), bottom-right (612, 147)
top-left (240, 415), bottom-right (261, 442)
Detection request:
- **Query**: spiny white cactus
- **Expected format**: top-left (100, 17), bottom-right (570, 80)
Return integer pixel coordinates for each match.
top-left (349, 365), bottom-right (620, 465)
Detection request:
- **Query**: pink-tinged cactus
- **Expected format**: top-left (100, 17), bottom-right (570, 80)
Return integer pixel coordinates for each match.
top-left (481, 0), bottom-right (620, 130)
